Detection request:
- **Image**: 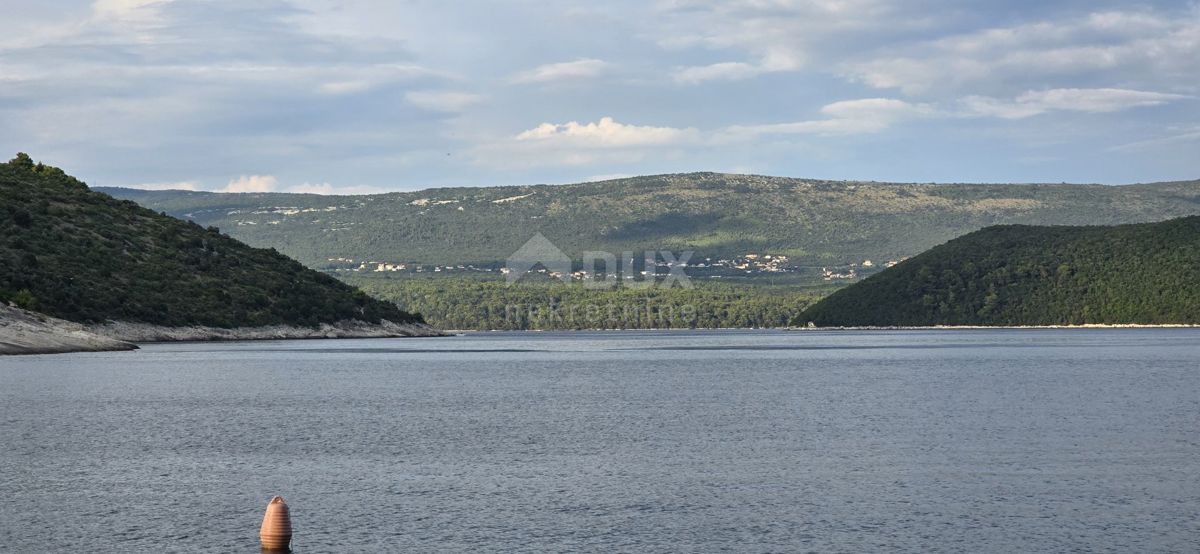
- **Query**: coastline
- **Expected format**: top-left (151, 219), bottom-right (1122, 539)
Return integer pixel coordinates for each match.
top-left (0, 304), bottom-right (137, 356)
top-left (9, 314), bottom-right (1193, 357)
top-left (1, 304), bottom-right (445, 357)
top-left (88, 319), bottom-right (446, 343)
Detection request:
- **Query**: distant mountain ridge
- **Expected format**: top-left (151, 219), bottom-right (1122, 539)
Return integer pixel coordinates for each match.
top-left (794, 216), bottom-right (1200, 327)
top-left (99, 173), bottom-right (1200, 271)
top-left (0, 154), bottom-right (423, 330)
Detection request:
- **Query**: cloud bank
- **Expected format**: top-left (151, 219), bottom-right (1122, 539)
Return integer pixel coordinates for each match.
top-left (0, 0), bottom-right (1195, 189)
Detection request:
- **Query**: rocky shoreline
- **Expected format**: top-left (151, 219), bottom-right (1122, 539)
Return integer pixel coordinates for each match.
top-left (0, 304), bottom-right (137, 355)
top-left (1, 304), bottom-right (445, 356)
top-left (88, 319), bottom-right (445, 343)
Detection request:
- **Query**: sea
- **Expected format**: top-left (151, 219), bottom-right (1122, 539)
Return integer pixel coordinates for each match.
top-left (2, 329), bottom-right (1198, 552)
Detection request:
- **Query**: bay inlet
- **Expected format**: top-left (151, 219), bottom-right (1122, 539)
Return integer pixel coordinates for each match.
top-left (2, 329), bottom-right (1197, 552)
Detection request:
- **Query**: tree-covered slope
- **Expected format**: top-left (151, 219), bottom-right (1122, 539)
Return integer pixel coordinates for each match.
top-left (344, 274), bottom-right (828, 330)
top-left (99, 173), bottom-right (1200, 269)
top-left (794, 217), bottom-right (1200, 327)
top-left (0, 154), bottom-right (421, 327)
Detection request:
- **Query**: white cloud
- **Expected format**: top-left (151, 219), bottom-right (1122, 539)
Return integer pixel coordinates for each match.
top-left (515, 116), bottom-right (697, 147)
top-left (845, 10), bottom-right (1200, 95)
top-left (314, 65), bottom-right (450, 95)
top-left (720, 89), bottom-right (1187, 141)
top-left (222, 175), bottom-right (278, 193)
top-left (91, 0), bottom-right (166, 25)
top-left (820, 98), bottom-right (930, 119)
top-left (962, 88), bottom-right (1191, 119)
top-left (87, 0), bottom-right (177, 46)
top-left (718, 89), bottom-right (1187, 142)
top-left (317, 80), bottom-right (374, 95)
top-left (724, 98), bottom-right (936, 137)
top-left (4, 2), bottom-right (1196, 185)
top-left (474, 117), bottom-right (697, 169)
top-left (477, 100), bottom-right (935, 170)
top-left (656, 0), bottom-right (901, 83)
top-left (405, 90), bottom-right (484, 112)
top-left (1109, 126), bottom-right (1200, 152)
top-left (510, 59), bottom-right (610, 84)
top-left (673, 62), bottom-right (764, 84)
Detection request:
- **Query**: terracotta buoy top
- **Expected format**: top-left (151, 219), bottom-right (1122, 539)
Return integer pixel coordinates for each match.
top-left (260, 496), bottom-right (293, 551)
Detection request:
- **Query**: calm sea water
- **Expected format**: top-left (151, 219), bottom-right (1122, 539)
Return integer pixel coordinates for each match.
top-left (1, 330), bottom-right (1198, 553)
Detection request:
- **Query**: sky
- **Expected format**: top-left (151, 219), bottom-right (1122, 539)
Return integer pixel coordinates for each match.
top-left (1, 0), bottom-right (1197, 193)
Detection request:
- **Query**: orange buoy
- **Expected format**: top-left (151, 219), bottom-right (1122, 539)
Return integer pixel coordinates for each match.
top-left (259, 496), bottom-right (293, 551)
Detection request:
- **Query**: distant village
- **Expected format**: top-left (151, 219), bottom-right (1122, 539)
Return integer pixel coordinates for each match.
top-left (325, 253), bottom-right (904, 282)
top-left (820, 259), bottom-right (901, 281)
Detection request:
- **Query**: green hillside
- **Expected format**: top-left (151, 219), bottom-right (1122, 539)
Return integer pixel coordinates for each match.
top-left (344, 274), bottom-right (830, 330)
top-left (794, 217), bottom-right (1200, 327)
top-left (99, 173), bottom-right (1200, 271)
top-left (0, 154), bottom-right (421, 327)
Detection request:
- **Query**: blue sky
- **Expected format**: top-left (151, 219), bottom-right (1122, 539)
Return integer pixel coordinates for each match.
top-left (1, 0), bottom-right (1197, 192)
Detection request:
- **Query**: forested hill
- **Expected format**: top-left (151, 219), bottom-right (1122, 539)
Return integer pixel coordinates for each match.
top-left (0, 154), bottom-right (421, 327)
top-left (794, 217), bottom-right (1200, 327)
top-left (99, 173), bottom-right (1200, 268)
